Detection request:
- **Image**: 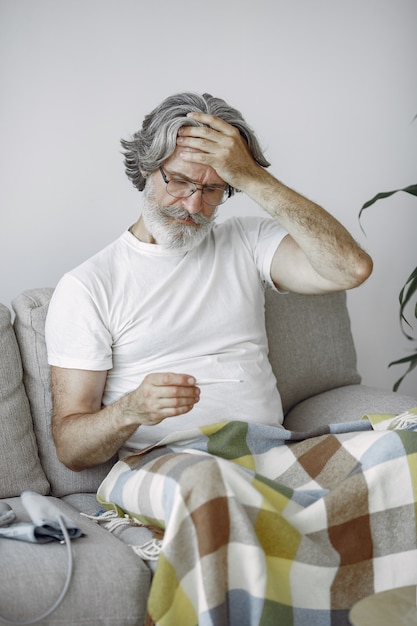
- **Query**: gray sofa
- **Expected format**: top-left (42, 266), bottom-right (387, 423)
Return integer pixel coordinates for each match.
top-left (1, 287), bottom-right (415, 625)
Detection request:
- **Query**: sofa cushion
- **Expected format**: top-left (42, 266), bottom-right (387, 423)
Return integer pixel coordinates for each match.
top-left (265, 289), bottom-right (361, 415)
top-left (0, 303), bottom-right (50, 497)
top-left (12, 289), bottom-right (116, 497)
top-left (284, 384), bottom-right (417, 431)
top-left (0, 496), bottom-right (151, 625)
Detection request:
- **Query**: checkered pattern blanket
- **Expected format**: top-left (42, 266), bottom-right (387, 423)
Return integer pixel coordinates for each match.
top-left (97, 410), bottom-right (417, 626)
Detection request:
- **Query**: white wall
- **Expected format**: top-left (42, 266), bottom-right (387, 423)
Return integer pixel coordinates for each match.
top-left (1, 0), bottom-right (416, 396)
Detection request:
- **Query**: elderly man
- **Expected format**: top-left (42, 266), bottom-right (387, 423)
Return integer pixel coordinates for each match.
top-left (45, 92), bottom-right (375, 625)
top-left (46, 92), bottom-right (371, 469)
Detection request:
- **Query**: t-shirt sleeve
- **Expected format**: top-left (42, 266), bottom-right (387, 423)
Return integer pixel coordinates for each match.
top-left (45, 273), bottom-right (113, 371)
top-left (236, 216), bottom-right (288, 290)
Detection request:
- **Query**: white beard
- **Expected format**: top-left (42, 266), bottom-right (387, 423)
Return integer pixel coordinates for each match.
top-left (141, 181), bottom-right (217, 253)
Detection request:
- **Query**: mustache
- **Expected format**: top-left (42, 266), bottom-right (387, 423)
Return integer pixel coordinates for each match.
top-left (159, 205), bottom-right (217, 225)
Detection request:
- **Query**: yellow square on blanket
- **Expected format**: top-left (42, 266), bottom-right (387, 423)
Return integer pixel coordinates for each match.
top-left (363, 407), bottom-right (417, 431)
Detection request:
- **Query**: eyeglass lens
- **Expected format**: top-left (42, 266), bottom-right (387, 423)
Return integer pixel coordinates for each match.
top-left (168, 181), bottom-right (227, 205)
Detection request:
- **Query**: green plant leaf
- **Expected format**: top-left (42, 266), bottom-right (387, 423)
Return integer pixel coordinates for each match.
top-left (359, 180), bottom-right (417, 390)
top-left (359, 184), bottom-right (417, 221)
top-left (399, 267), bottom-right (417, 337)
top-left (389, 352), bottom-right (417, 391)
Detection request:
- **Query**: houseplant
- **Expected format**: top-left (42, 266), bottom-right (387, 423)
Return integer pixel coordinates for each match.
top-left (359, 184), bottom-right (417, 391)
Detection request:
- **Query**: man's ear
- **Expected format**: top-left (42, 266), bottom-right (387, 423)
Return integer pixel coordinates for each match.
top-left (140, 169), bottom-right (152, 189)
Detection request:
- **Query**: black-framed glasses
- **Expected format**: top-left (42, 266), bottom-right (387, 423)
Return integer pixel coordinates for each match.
top-left (159, 167), bottom-right (231, 206)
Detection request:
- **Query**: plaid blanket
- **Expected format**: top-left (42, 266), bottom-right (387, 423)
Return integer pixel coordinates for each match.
top-left (97, 410), bottom-right (417, 626)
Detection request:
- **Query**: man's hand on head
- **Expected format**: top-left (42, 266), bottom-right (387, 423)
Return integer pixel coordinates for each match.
top-left (176, 112), bottom-right (265, 192)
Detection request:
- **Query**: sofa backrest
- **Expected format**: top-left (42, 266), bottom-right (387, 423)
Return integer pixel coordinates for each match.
top-left (264, 289), bottom-right (360, 414)
top-left (0, 302), bottom-right (50, 497)
top-left (12, 289), bottom-right (116, 497)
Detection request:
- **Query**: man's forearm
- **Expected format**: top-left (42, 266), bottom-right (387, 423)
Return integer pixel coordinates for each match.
top-left (51, 370), bottom-right (200, 471)
top-left (52, 400), bottom-right (141, 471)
top-left (242, 167), bottom-right (373, 291)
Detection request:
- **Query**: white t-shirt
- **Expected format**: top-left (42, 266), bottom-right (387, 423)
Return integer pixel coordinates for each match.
top-left (46, 216), bottom-right (288, 453)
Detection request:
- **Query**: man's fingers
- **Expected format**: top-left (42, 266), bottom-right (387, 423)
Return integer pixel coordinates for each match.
top-left (154, 386), bottom-right (200, 403)
top-left (178, 118), bottom-right (238, 149)
top-left (186, 112), bottom-right (237, 135)
top-left (146, 372), bottom-right (196, 387)
top-left (177, 134), bottom-right (215, 153)
top-left (155, 403), bottom-right (196, 420)
top-left (141, 373), bottom-right (200, 410)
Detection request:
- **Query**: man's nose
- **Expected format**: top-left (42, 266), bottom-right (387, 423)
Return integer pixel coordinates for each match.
top-left (183, 189), bottom-right (204, 214)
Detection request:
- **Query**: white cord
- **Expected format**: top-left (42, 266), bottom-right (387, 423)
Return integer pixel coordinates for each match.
top-left (0, 515), bottom-right (73, 625)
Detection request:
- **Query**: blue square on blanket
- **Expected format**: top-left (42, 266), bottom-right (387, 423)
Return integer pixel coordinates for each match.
top-left (360, 431), bottom-right (412, 471)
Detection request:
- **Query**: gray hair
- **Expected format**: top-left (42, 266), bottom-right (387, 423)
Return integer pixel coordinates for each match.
top-left (121, 92), bottom-right (270, 192)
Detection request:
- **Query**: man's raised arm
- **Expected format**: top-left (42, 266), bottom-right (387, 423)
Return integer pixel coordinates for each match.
top-left (177, 112), bottom-right (373, 294)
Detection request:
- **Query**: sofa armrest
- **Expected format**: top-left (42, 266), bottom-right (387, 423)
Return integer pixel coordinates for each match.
top-left (12, 289), bottom-right (116, 497)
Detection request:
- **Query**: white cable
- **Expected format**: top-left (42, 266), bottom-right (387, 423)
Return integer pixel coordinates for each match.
top-left (0, 515), bottom-right (73, 625)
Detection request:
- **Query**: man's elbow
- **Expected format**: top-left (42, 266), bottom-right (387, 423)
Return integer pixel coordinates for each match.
top-left (54, 443), bottom-right (86, 472)
top-left (52, 426), bottom-right (86, 472)
top-left (349, 250), bottom-right (373, 289)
